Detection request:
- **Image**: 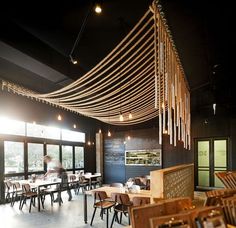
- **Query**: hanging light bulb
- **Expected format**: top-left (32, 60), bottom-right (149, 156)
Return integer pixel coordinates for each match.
top-left (108, 130), bottom-right (111, 137)
top-left (73, 124), bottom-right (76, 129)
top-left (57, 114), bottom-right (62, 121)
top-left (213, 103), bottom-right (216, 115)
top-left (127, 135), bottom-right (131, 140)
top-left (99, 129), bottom-right (102, 134)
top-left (87, 141), bottom-right (91, 146)
top-left (119, 112), bottom-right (124, 121)
top-left (128, 112), bottom-right (132, 119)
top-left (94, 4), bottom-right (102, 14)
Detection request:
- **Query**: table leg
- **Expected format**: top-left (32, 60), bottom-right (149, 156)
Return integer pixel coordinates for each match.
top-left (38, 186), bottom-right (41, 212)
top-left (84, 193), bottom-right (88, 223)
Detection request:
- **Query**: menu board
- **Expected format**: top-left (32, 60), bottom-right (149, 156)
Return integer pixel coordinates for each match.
top-left (125, 149), bottom-right (161, 166)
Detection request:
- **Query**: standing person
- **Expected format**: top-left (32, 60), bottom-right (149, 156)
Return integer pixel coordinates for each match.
top-left (43, 155), bottom-right (72, 201)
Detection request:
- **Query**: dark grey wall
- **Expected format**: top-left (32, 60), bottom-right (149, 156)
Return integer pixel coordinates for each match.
top-left (104, 128), bottom-right (193, 184)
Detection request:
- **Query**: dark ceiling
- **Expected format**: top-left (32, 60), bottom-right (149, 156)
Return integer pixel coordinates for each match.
top-left (0, 0), bottom-right (234, 109)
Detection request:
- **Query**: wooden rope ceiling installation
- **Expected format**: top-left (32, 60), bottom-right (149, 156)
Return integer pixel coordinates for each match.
top-left (1, 1), bottom-right (191, 149)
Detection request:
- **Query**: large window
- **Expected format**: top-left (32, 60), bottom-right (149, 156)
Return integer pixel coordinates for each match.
top-left (47, 144), bottom-right (60, 160)
top-left (28, 143), bottom-right (44, 172)
top-left (4, 141), bottom-right (24, 174)
top-left (0, 117), bottom-right (25, 136)
top-left (62, 145), bottom-right (73, 169)
top-left (75, 146), bottom-right (84, 168)
top-left (61, 129), bottom-right (85, 142)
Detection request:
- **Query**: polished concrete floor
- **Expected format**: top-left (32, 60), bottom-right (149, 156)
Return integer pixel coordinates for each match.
top-left (0, 191), bottom-right (129, 228)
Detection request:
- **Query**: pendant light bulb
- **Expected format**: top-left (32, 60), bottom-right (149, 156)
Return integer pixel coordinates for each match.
top-left (119, 112), bottom-right (124, 121)
top-left (94, 4), bottom-right (102, 14)
top-left (128, 112), bottom-right (132, 119)
top-left (73, 124), bottom-right (76, 129)
top-left (99, 129), bottom-right (102, 134)
top-left (127, 135), bottom-right (131, 140)
top-left (57, 114), bottom-right (62, 121)
top-left (108, 130), bottom-right (111, 137)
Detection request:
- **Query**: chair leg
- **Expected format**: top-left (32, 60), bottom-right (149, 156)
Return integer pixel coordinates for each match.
top-left (110, 211), bottom-right (117, 228)
top-left (29, 197), bottom-right (33, 213)
top-left (106, 208), bottom-right (109, 228)
top-left (90, 207), bottom-right (97, 226)
top-left (120, 212), bottom-right (123, 224)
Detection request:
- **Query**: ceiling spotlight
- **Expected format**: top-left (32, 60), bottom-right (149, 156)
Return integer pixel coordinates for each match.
top-left (69, 55), bottom-right (78, 64)
top-left (57, 114), bottom-right (62, 121)
top-left (94, 4), bottom-right (102, 14)
top-left (119, 112), bottom-right (124, 121)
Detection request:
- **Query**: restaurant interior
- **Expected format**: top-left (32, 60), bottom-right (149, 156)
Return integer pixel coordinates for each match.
top-left (0, 0), bottom-right (235, 227)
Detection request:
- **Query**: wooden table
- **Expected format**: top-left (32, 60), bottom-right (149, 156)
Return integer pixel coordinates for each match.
top-left (18, 179), bottom-right (61, 211)
top-left (83, 186), bottom-right (151, 224)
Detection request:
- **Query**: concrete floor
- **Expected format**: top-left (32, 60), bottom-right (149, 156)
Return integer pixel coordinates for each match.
top-left (0, 191), bottom-right (129, 228)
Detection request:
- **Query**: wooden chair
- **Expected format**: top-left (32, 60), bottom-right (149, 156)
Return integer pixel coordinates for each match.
top-left (41, 183), bottom-right (60, 206)
top-left (149, 212), bottom-right (193, 228)
top-left (132, 196), bottom-right (150, 207)
top-left (20, 184), bottom-right (39, 213)
top-left (90, 191), bottom-right (115, 228)
top-left (11, 182), bottom-right (23, 207)
top-left (91, 173), bottom-right (102, 189)
top-left (134, 177), bottom-right (146, 190)
top-left (130, 197), bottom-right (193, 228)
top-left (193, 206), bottom-right (226, 228)
top-left (110, 193), bottom-right (133, 227)
top-left (77, 176), bottom-right (89, 193)
top-left (4, 180), bottom-right (14, 204)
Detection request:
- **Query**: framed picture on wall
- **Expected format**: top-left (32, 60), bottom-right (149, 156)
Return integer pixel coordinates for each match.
top-left (125, 149), bottom-right (161, 166)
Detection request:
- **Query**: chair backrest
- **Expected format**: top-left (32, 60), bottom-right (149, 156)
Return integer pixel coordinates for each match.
top-left (69, 175), bottom-right (76, 181)
top-left (22, 184), bottom-right (31, 193)
top-left (4, 181), bottom-right (12, 190)
top-left (132, 196), bottom-right (150, 207)
top-left (111, 193), bottom-right (131, 205)
top-left (13, 182), bottom-right (21, 191)
top-left (94, 191), bottom-right (108, 202)
top-left (110, 183), bottom-right (123, 187)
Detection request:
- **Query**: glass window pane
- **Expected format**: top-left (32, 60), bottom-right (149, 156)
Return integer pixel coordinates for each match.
top-left (4, 141), bottom-right (24, 174)
top-left (75, 146), bottom-right (84, 168)
top-left (28, 143), bottom-right (44, 172)
top-left (26, 123), bottom-right (45, 138)
top-left (198, 170), bottom-right (209, 187)
top-left (61, 129), bottom-right (85, 142)
top-left (44, 126), bottom-right (60, 140)
top-left (0, 117), bottom-right (25, 136)
top-left (62, 145), bottom-right (73, 169)
top-left (214, 140), bottom-right (227, 167)
top-left (47, 144), bottom-right (60, 160)
top-left (198, 141), bottom-right (209, 167)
